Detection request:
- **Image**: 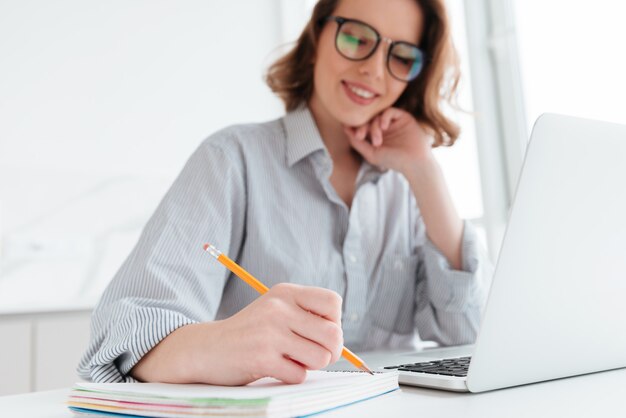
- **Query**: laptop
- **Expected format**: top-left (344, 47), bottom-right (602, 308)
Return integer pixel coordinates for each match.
top-left (330, 113), bottom-right (626, 392)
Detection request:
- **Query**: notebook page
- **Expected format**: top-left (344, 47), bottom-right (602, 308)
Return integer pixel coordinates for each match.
top-left (73, 370), bottom-right (397, 401)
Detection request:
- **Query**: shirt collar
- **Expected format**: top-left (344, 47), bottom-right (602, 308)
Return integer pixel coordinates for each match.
top-left (283, 105), bottom-right (327, 167)
top-left (282, 105), bottom-right (388, 184)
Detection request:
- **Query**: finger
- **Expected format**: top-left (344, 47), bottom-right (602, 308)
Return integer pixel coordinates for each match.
top-left (343, 125), bottom-right (359, 142)
top-left (356, 124), bottom-right (369, 141)
top-left (270, 354), bottom-right (308, 384)
top-left (292, 286), bottom-right (343, 324)
top-left (370, 117), bottom-right (384, 147)
top-left (288, 309), bottom-right (344, 364)
top-left (343, 124), bottom-right (368, 142)
top-left (282, 332), bottom-right (333, 371)
top-left (380, 107), bottom-right (401, 130)
top-left (343, 125), bottom-right (355, 139)
top-left (348, 130), bottom-right (377, 163)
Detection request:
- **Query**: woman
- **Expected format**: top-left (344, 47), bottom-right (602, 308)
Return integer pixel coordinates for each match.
top-left (78, 0), bottom-right (490, 386)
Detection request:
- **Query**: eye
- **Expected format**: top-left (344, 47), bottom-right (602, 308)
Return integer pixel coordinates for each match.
top-left (389, 43), bottom-right (423, 69)
top-left (391, 54), bottom-right (415, 67)
top-left (339, 32), bottom-right (373, 48)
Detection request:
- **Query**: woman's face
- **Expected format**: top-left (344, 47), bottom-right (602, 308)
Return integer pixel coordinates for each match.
top-left (310, 0), bottom-right (424, 128)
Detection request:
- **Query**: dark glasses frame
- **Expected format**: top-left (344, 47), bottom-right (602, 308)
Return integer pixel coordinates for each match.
top-left (322, 15), bottom-right (425, 82)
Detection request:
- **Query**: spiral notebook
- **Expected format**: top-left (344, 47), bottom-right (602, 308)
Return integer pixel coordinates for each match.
top-left (67, 370), bottom-right (399, 418)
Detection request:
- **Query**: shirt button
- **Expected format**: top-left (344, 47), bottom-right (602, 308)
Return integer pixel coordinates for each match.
top-left (347, 254), bottom-right (357, 263)
top-left (350, 313), bottom-right (359, 322)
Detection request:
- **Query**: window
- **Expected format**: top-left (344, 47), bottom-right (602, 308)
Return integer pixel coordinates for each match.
top-left (514, 1), bottom-right (626, 130)
top-left (434, 0), bottom-right (484, 224)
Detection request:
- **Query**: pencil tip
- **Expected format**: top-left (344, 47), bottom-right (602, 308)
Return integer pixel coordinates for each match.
top-left (361, 364), bottom-right (374, 375)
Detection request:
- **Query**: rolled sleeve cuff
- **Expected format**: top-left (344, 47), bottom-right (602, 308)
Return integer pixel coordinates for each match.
top-left (78, 307), bottom-right (197, 382)
top-left (422, 220), bottom-right (485, 312)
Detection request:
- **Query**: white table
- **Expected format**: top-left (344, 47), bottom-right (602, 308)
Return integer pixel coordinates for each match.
top-left (2, 367), bottom-right (626, 417)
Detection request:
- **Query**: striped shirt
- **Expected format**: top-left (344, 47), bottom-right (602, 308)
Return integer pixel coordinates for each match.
top-left (77, 106), bottom-right (491, 383)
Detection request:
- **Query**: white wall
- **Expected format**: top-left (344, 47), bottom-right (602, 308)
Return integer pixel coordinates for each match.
top-left (0, 0), bottom-right (287, 310)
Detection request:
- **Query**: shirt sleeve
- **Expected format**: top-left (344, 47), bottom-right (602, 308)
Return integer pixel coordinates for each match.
top-left (414, 220), bottom-right (492, 346)
top-left (77, 133), bottom-right (246, 382)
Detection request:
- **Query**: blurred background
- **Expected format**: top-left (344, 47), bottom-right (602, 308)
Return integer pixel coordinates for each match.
top-left (1, 0), bottom-right (625, 395)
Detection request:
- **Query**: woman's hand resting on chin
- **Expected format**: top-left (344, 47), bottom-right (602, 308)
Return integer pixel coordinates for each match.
top-left (344, 107), bottom-right (435, 176)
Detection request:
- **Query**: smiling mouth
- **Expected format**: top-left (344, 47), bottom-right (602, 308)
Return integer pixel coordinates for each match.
top-left (346, 83), bottom-right (376, 99)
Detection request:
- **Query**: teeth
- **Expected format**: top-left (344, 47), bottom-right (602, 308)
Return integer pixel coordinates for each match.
top-left (347, 84), bottom-right (375, 99)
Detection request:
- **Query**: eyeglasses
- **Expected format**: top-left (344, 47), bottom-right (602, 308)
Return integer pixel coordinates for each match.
top-left (324, 16), bottom-right (425, 82)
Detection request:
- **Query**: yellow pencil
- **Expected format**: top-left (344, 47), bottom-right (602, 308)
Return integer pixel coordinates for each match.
top-left (203, 243), bottom-right (374, 375)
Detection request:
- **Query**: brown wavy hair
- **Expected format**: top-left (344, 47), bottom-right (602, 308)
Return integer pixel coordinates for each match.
top-left (265, 0), bottom-right (461, 147)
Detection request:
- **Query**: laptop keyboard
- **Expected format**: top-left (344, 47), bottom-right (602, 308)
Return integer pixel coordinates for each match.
top-left (383, 356), bottom-right (472, 377)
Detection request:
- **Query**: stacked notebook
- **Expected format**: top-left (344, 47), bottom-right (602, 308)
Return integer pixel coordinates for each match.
top-left (67, 370), bottom-right (399, 417)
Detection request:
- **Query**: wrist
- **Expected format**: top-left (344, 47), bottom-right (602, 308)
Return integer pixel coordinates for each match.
top-left (130, 323), bottom-right (196, 383)
top-left (183, 321), bottom-right (225, 383)
top-left (402, 156), bottom-right (441, 191)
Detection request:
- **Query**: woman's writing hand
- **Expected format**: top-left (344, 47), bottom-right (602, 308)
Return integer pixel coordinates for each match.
top-left (131, 283), bottom-right (344, 386)
top-left (206, 283), bottom-right (344, 385)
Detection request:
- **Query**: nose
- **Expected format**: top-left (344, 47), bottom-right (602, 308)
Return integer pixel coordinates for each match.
top-left (357, 38), bottom-right (390, 80)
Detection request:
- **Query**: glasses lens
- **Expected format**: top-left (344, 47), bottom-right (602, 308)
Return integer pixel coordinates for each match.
top-left (388, 42), bottom-right (424, 81)
top-left (336, 21), bottom-right (378, 60)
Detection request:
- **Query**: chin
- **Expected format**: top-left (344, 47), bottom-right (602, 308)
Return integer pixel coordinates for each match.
top-left (339, 109), bottom-right (379, 127)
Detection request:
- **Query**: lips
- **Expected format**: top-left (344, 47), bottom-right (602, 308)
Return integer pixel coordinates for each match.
top-left (342, 81), bottom-right (379, 105)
